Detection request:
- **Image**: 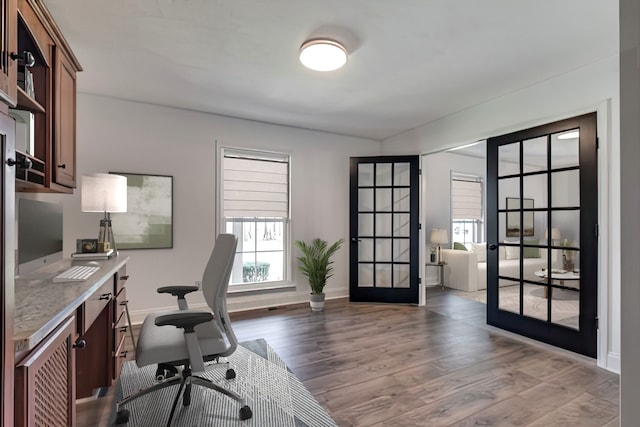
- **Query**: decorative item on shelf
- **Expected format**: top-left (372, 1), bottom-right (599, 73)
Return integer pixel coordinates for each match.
top-left (429, 246), bottom-right (436, 263)
top-left (558, 238), bottom-right (578, 272)
top-left (294, 238), bottom-right (344, 311)
top-left (76, 238), bottom-right (98, 254)
top-left (429, 228), bottom-right (449, 264)
top-left (81, 173), bottom-right (128, 254)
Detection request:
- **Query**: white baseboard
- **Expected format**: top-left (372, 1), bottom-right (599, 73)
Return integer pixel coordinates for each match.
top-left (605, 351), bottom-right (621, 374)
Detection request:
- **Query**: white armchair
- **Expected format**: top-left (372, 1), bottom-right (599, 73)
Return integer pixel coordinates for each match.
top-left (441, 249), bottom-right (479, 292)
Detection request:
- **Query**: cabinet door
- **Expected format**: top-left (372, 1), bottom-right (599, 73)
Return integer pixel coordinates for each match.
top-left (0, 0), bottom-right (17, 106)
top-left (53, 47), bottom-right (75, 188)
top-left (15, 317), bottom-right (75, 427)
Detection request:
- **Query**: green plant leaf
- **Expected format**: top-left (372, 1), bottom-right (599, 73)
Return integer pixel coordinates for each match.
top-left (294, 238), bottom-right (344, 294)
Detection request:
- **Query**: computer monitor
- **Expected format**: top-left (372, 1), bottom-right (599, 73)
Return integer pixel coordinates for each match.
top-left (18, 198), bottom-right (63, 275)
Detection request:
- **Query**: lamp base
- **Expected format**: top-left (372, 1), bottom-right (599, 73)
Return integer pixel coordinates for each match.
top-left (98, 212), bottom-right (118, 253)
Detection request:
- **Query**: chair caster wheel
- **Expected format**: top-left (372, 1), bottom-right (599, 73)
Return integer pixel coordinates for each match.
top-left (239, 405), bottom-right (252, 420)
top-left (226, 368), bottom-right (236, 380)
top-left (115, 409), bottom-right (130, 425)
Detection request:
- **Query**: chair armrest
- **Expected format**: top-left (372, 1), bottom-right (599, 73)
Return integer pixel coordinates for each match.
top-left (157, 285), bottom-right (199, 299)
top-left (157, 285), bottom-right (199, 310)
top-left (441, 249), bottom-right (479, 292)
top-left (155, 311), bottom-right (213, 332)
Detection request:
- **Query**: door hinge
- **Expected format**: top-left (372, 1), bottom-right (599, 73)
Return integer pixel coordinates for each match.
top-left (595, 223), bottom-right (599, 238)
top-left (419, 168), bottom-right (422, 175)
top-left (418, 223), bottom-right (422, 230)
top-left (595, 317), bottom-right (599, 330)
top-left (596, 137), bottom-right (599, 149)
top-left (418, 277), bottom-right (422, 284)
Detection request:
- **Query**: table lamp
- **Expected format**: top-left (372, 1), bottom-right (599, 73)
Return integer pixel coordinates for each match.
top-left (429, 228), bottom-right (449, 264)
top-left (545, 227), bottom-right (561, 245)
top-left (81, 173), bottom-right (127, 253)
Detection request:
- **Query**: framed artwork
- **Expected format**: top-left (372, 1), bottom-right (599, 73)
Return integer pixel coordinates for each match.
top-left (506, 197), bottom-right (534, 237)
top-left (109, 172), bottom-right (173, 249)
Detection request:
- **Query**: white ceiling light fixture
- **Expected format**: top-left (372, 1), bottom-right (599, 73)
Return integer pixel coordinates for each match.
top-left (557, 130), bottom-right (580, 139)
top-left (299, 39), bottom-right (348, 72)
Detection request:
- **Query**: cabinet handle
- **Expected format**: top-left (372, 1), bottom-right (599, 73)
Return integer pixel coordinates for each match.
top-left (10, 51), bottom-right (35, 67)
top-left (119, 300), bottom-right (129, 306)
top-left (119, 275), bottom-right (130, 281)
top-left (57, 164), bottom-right (66, 169)
top-left (119, 350), bottom-right (128, 358)
top-left (100, 293), bottom-right (112, 301)
top-left (6, 157), bottom-right (32, 169)
top-left (73, 338), bottom-right (87, 349)
top-left (119, 326), bottom-right (128, 333)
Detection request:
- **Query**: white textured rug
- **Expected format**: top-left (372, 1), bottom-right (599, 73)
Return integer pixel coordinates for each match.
top-left (113, 339), bottom-right (337, 427)
top-left (453, 284), bottom-right (580, 328)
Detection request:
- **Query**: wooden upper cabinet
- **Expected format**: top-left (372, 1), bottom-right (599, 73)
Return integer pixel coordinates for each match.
top-left (53, 47), bottom-right (76, 188)
top-left (0, 0), bottom-right (18, 109)
top-left (13, 0), bottom-right (81, 192)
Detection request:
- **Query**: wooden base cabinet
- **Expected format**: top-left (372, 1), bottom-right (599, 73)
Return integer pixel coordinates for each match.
top-left (14, 316), bottom-right (75, 427)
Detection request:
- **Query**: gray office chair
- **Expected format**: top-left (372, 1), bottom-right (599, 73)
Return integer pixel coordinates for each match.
top-left (115, 234), bottom-right (252, 425)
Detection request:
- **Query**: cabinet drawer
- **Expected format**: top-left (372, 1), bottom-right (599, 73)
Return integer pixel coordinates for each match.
top-left (116, 265), bottom-right (128, 293)
top-left (113, 286), bottom-right (126, 320)
top-left (113, 333), bottom-right (128, 380)
top-left (80, 280), bottom-right (112, 336)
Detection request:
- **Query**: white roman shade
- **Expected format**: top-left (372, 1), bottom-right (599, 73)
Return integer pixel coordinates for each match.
top-left (451, 179), bottom-right (482, 220)
top-left (223, 151), bottom-right (289, 218)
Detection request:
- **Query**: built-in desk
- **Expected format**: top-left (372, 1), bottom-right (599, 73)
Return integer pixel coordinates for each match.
top-left (13, 256), bottom-right (130, 427)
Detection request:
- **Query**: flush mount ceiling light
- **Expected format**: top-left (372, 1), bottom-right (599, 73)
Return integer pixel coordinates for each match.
top-left (299, 39), bottom-right (348, 72)
top-left (557, 130), bottom-right (580, 140)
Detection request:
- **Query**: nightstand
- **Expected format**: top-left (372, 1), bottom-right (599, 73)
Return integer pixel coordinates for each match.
top-left (425, 262), bottom-right (447, 290)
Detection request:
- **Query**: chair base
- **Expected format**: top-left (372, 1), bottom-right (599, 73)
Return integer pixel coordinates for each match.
top-left (116, 366), bottom-right (252, 426)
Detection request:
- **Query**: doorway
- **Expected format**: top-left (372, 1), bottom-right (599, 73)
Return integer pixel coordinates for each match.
top-left (486, 112), bottom-right (598, 357)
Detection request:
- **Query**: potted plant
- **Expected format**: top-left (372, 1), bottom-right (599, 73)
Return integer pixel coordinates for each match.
top-left (294, 238), bottom-right (344, 311)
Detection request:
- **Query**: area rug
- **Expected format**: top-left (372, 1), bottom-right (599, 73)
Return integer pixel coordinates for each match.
top-left (110, 339), bottom-right (337, 427)
top-left (452, 284), bottom-right (579, 328)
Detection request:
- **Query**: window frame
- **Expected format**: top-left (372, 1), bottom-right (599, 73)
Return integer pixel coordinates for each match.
top-left (450, 171), bottom-right (485, 245)
top-left (217, 145), bottom-right (293, 293)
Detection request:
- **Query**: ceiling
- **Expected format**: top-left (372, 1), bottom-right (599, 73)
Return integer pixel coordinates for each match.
top-left (43, 1), bottom-right (618, 141)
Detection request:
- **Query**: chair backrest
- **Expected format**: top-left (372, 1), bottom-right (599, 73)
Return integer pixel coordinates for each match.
top-left (201, 233), bottom-right (238, 356)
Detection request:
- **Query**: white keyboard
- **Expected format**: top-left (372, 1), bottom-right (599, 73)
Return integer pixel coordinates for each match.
top-left (52, 265), bottom-right (100, 283)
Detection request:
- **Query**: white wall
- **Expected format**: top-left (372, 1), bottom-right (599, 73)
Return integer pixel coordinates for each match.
top-left (381, 56), bottom-right (621, 372)
top-left (63, 94), bottom-right (381, 322)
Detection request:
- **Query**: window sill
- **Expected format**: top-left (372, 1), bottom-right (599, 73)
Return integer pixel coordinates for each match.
top-left (228, 281), bottom-right (295, 295)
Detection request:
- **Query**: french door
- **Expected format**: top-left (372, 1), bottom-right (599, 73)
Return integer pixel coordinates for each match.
top-left (349, 156), bottom-right (420, 304)
top-left (486, 112), bottom-right (598, 357)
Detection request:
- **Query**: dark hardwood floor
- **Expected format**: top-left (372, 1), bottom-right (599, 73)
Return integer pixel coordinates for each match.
top-left (77, 288), bottom-right (619, 426)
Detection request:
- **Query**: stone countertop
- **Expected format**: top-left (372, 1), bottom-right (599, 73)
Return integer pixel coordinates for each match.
top-left (14, 255), bottom-right (129, 353)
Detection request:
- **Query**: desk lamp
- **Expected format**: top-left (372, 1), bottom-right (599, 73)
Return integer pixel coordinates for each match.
top-left (81, 173), bottom-right (127, 253)
top-left (429, 228), bottom-right (449, 264)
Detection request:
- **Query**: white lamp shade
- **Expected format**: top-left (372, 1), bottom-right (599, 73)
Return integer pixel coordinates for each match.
top-left (429, 228), bottom-right (449, 244)
top-left (81, 173), bottom-right (127, 213)
top-left (545, 228), bottom-right (561, 240)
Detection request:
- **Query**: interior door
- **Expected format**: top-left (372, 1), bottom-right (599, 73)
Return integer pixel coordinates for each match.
top-left (349, 156), bottom-right (420, 304)
top-left (486, 112), bottom-right (598, 357)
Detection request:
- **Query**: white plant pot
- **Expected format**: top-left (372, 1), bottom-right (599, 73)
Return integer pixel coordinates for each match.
top-left (309, 293), bottom-right (325, 311)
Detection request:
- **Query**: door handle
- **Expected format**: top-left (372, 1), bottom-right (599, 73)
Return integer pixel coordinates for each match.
top-left (488, 244), bottom-right (497, 250)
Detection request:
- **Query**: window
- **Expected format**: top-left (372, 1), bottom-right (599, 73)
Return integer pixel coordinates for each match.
top-left (451, 174), bottom-right (484, 245)
top-left (221, 149), bottom-right (290, 289)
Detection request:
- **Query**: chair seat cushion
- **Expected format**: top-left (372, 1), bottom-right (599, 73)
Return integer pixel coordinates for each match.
top-left (135, 310), bottom-right (227, 368)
